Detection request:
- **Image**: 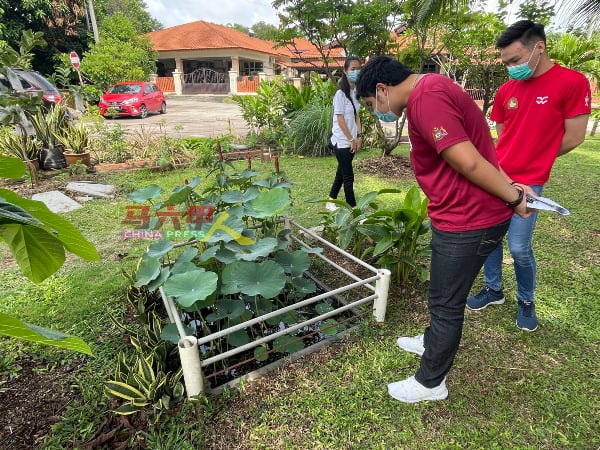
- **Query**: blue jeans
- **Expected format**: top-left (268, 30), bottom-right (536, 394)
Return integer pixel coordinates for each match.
top-left (482, 185), bottom-right (543, 301)
top-left (329, 145), bottom-right (356, 207)
top-left (415, 220), bottom-right (510, 388)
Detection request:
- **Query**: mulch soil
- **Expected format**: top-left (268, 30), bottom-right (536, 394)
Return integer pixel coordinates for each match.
top-left (0, 154), bottom-right (414, 449)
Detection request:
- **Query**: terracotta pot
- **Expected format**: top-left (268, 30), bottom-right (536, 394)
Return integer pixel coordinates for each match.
top-left (64, 151), bottom-right (91, 166)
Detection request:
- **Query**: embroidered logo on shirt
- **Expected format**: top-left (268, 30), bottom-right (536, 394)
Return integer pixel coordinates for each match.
top-left (585, 93), bottom-right (590, 107)
top-left (536, 96), bottom-right (549, 104)
top-left (508, 97), bottom-right (518, 109)
top-left (432, 126), bottom-right (448, 142)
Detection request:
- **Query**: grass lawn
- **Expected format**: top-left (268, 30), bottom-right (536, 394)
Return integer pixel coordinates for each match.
top-left (0, 139), bottom-right (599, 449)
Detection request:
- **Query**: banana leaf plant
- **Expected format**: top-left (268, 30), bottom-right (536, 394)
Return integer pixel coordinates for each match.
top-left (0, 156), bottom-right (100, 355)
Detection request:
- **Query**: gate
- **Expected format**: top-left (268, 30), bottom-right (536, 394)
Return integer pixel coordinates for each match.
top-left (183, 68), bottom-right (230, 94)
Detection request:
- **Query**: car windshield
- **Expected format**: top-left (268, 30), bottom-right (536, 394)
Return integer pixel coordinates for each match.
top-left (109, 84), bottom-right (142, 94)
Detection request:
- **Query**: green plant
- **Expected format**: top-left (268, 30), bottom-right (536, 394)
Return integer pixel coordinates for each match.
top-left (287, 103), bottom-right (333, 156)
top-left (0, 155), bottom-right (99, 353)
top-left (55, 122), bottom-right (90, 154)
top-left (68, 161), bottom-right (88, 175)
top-left (105, 351), bottom-right (184, 415)
top-left (0, 127), bottom-right (40, 160)
top-left (318, 186), bottom-right (431, 285)
top-left (26, 104), bottom-right (69, 149)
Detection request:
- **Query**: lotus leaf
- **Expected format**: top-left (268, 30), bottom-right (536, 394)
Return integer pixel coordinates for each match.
top-left (274, 250), bottom-right (310, 277)
top-left (273, 335), bottom-right (304, 354)
top-left (265, 310), bottom-right (299, 326)
top-left (164, 186), bottom-right (192, 206)
top-left (146, 239), bottom-right (174, 258)
top-left (134, 256), bottom-right (160, 287)
top-left (147, 267), bottom-right (170, 291)
top-left (320, 318), bottom-right (339, 336)
top-left (226, 329), bottom-right (250, 347)
top-left (160, 323), bottom-right (195, 345)
top-left (230, 260), bottom-right (285, 298)
top-left (206, 299), bottom-right (246, 321)
top-left (315, 302), bottom-right (334, 315)
top-left (163, 271), bottom-right (218, 307)
top-left (127, 184), bottom-right (163, 203)
top-left (175, 247), bottom-right (198, 264)
top-left (226, 237), bottom-right (278, 261)
top-left (221, 190), bottom-right (244, 204)
top-left (254, 345), bottom-right (269, 362)
top-left (290, 276), bottom-right (316, 295)
top-left (247, 188), bottom-right (290, 219)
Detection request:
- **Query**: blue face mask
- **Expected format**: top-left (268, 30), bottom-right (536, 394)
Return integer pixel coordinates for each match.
top-left (374, 90), bottom-right (399, 122)
top-left (347, 69), bottom-right (360, 83)
top-left (507, 44), bottom-right (540, 80)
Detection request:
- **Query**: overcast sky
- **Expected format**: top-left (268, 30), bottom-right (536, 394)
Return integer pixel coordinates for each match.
top-left (146, 0), bottom-right (280, 29)
top-left (144, 0), bottom-right (528, 30)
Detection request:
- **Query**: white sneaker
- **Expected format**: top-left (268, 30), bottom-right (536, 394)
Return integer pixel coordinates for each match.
top-left (397, 334), bottom-right (425, 356)
top-left (387, 376), bottom-right (448, 403)
top-left (325, 202), bottom-right (337, 211)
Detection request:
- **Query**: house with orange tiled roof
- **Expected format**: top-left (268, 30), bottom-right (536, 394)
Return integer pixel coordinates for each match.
top-left (145, 21), bottom-right (348, 95)
top-left (273, 38), bottom-right (346, 74)
top-left (146, 20), bottom-right (295, 95)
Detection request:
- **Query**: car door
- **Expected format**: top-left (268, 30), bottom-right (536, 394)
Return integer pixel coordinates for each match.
top-left (143, 83), bottom-right (157, 112)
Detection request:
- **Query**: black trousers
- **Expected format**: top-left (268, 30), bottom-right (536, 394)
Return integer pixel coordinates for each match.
top-left (415, 220), bottom-right (510, 387)
top-left (328, 145), bottom-right (356, 207)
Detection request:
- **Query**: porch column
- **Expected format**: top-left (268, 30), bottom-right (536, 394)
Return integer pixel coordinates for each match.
top-left (229, 70), bottom-right (238, 95)
top-left (172, 69), bottom-right (183, 95)
top-left (231, 56), bottom-right (240, 74)
top-left (258, 71), bottom-right (266, 83)
top-left (292, 77), bottom-right (302, 89)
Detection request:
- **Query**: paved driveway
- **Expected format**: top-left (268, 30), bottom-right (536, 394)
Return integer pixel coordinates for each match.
top-left (104, 95), bottom-right (249, 138)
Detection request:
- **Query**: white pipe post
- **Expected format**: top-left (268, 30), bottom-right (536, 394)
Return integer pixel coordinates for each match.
top-left (178, 336), bottom-right (204, 397)
top-left (373, 269), bottom-right (391, 322)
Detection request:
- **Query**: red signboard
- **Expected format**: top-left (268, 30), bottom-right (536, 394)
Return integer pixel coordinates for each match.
top-left (70, 51), bottom-right (80, 69)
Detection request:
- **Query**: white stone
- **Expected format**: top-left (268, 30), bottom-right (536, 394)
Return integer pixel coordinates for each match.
top-left (32, 191), bottom-right (82, 213)
top-left (66, 182), bottom-right (116, 198)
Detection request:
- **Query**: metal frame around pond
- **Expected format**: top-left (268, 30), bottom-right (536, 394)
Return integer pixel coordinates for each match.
top-left (160, 219), bottom-right (391, 393)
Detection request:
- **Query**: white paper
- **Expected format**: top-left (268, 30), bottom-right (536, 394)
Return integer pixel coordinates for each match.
top-left (526, 194), bottom-right (570, 215)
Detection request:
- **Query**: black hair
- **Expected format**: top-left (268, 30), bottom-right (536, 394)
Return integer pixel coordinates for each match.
top-left (339, 55), bottom-right (361, 105)
top-left (496, 20), bottom-right (546, 49)
top-left (355, 56), bottom-right (413, 100)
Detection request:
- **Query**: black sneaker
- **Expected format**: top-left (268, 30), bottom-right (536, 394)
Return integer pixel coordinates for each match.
top-left (466, 286), bottom-right (505, 311)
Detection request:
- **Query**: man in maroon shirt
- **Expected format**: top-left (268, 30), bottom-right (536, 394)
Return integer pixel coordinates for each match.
top-left (356, 56), bottom-right (529, 403)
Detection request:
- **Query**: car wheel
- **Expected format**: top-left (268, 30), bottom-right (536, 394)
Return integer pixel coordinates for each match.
top-left (160, 102), bottom-right (167, 114)
top-left (140, 104), bottom-right (148, 119)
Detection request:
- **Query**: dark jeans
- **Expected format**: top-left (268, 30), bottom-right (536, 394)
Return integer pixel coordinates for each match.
top-left (415, 220), bottom-right (510, 388)
top-left (329, 145), bottom-right (356, 207)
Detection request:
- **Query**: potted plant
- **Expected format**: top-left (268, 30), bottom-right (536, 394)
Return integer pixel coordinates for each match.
top-left (27, 105), bottom-right (69, 170)
top-left (0, 127), bottom-right (41, 169)
top-left (54, 122), bottom-right (91, 166)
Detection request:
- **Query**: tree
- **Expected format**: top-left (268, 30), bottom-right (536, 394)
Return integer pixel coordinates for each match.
top-left (229, 23), bottom-right (250, 35)
top-left (556, 0), bottom-right (600, 32)
top-left (339, 0), bottom-right (401, 57)
top-left (92, 0), bottom-right (162, 33)
top-left (80, 13), bottom-right (158, 91)
top-left (0, 0), bottom-right (89, 75)
top-left (251, 21), bottom-right (279, 41)
top-left (547, 32), bottom-right (600, 83)
top-left (272, 0), bottom-right (352, 78)
top-left (516, 0), bottom-right (555, 26)
top-left (442, 11), bottom-right (507, 115)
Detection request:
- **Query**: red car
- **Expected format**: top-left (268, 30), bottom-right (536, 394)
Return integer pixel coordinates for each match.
top-left (98, 81), bottom-right (166, 118)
